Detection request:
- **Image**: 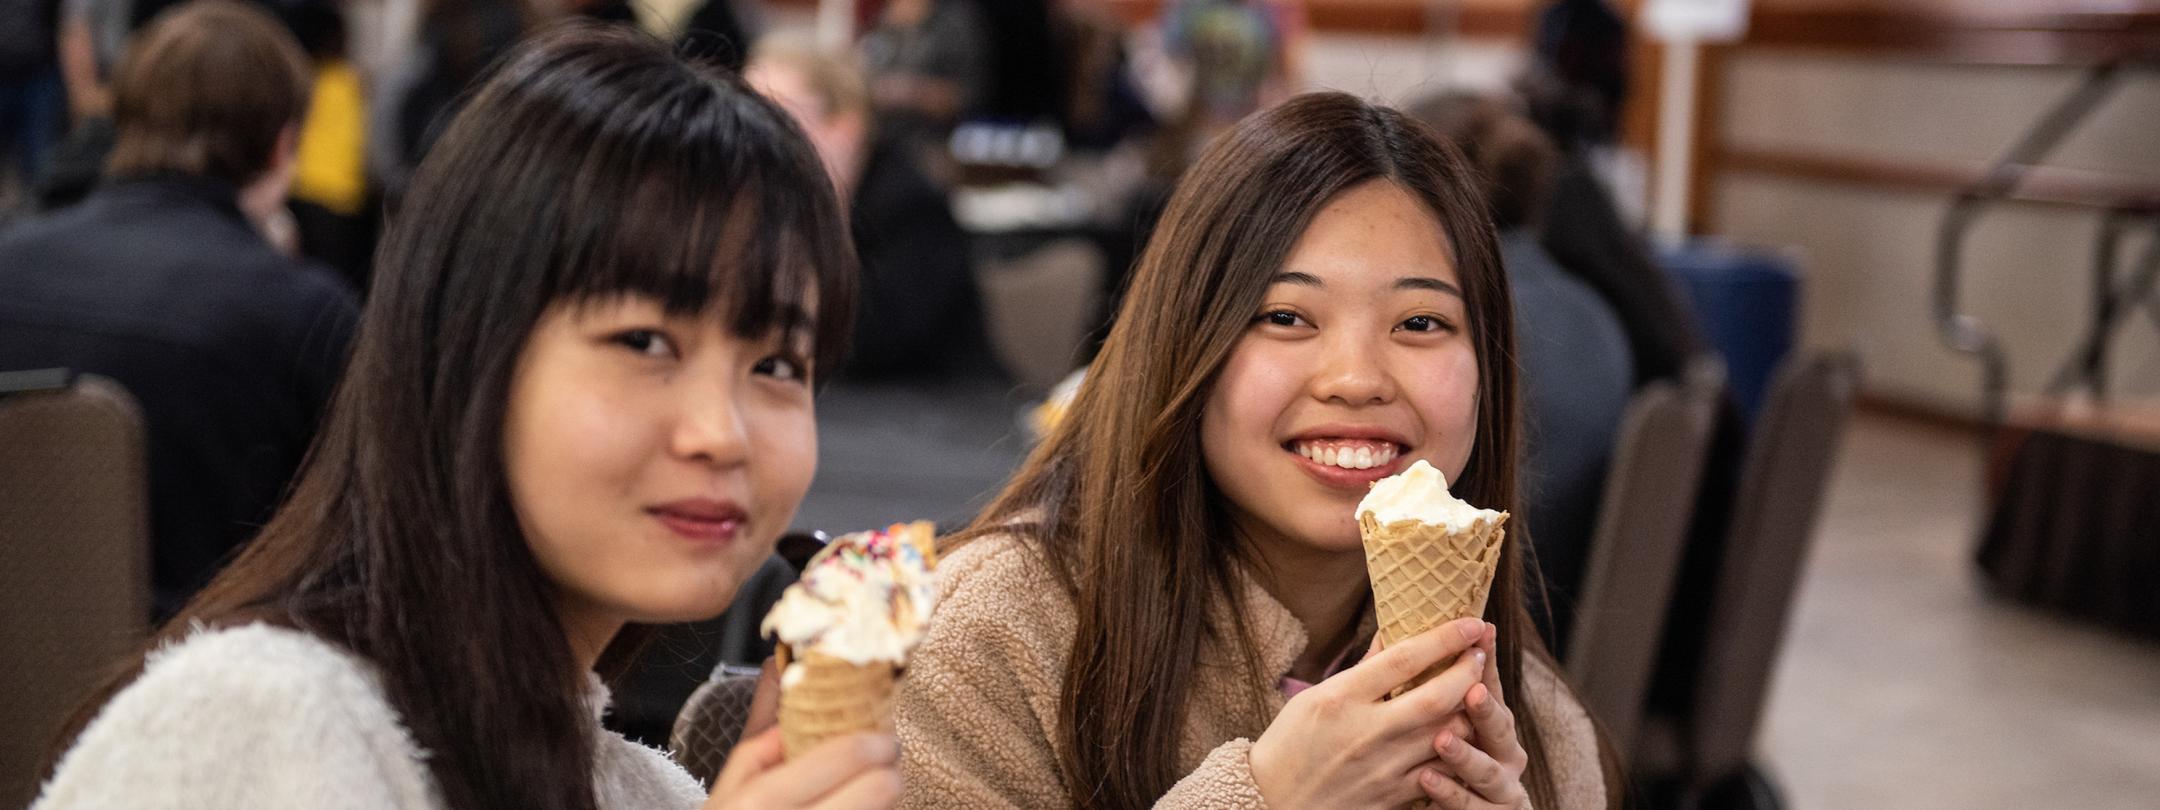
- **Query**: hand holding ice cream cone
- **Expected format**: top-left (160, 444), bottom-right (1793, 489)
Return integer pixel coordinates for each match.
top-left (1358, 460), bottom-right (1508, 697)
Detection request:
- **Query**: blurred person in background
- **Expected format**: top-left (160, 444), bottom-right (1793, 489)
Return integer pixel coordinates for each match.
top-left (959, 0), bottom-right (1062, 124)
top-left (748, 31), bottom-right (981, 380)
top-left (678, 0), bottom-right (761, 73)
top-left (1051, 0), bottom-right (1155, 152)
top-left (375, 0), bottom-right (536, 203)
top-left (40, 0), bottom-right (132, 208)
top-left (43, 0), bottom-right (290, 209)
top-left (0, 0), bottom-right (357, 620)
top-left (1520, 0), bottom-right (1753, 685)
top-left (285, 0), bottom-right (377, 292)
top-left (0, 0), bottom-right (65, 209)
top-left (1415, 92), bottom-right (1632, 654)
top-left (1519, 0), bottom-right (1701, 391)
top-left (856, 0), bottom-right (986, 160)
top-left (1159, 0), bottom-right (1301, 160)
top-left (33, 25), bottom-right (899, 810)
top-left (54, 0), bottom-right (130, 125)
top-left (570, 0), bottom-right (636, 24)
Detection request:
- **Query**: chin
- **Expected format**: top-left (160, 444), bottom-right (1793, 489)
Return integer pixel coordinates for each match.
top-left (626, 588), bottom-right (742, 625)
top-left (1288, 518), bottom-right (1366, 554)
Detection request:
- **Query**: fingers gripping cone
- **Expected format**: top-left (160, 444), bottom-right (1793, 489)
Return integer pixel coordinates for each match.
top-left (1357, 461), bottom-right (1508, 699)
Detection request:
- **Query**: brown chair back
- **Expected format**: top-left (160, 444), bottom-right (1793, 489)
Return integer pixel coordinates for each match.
top-left (1690, 352), bottom-right (1861, 783)
top-left (670, 666), bottom-right (763, 786)
top-left (1566, 356), bottom-right (1726, 756)
top-left (0, 371), bottom-right (150, 807)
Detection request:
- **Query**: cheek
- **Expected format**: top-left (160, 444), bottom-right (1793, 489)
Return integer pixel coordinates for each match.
top-left (745, 396), bottom-right (818, 513)
top-left (1407, 348), bottom-right (1481, 477)
top-left (1200, 341), bottom-right (1300, 490)
top-left (514, 379), bottom-right (655, 499)
top-left (503, 360), bottom-right (665, 562)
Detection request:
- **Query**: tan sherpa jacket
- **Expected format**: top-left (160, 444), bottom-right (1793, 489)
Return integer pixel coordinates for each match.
top-left (895, 533), bottom-right (1608, 809)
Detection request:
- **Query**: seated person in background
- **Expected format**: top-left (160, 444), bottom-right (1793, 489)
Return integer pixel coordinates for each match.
top-left (678, 0), bottom-right (760, 73)
top-left (0, 0), bottom-right (358, 620)
top-left (856, 0), bottom-right (987, 156)
top-left (376, 0), bottom-right (534, 204)
top-left (747, 32), bottom-right (983, 380)
top-left (1519, 0), bottom-right (1708, 389)
top-left (285, 0), bottom-right (377, 292)
top-left (1415, 92), bottom-right (1632, 653)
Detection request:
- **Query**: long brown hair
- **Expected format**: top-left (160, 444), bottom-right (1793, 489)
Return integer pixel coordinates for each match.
top-left (46, 25), bottom-right (854, 810)
top-left (961, 91), bottom-right (1583, 808)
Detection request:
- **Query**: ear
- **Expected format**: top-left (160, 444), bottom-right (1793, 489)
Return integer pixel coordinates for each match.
top-left (272, 122), bottom-right (301, 171)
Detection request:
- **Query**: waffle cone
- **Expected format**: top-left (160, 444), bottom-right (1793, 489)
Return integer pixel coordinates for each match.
top-left (1360, 510), bottom-right (1508, 697)
top-left (775, 647), bottom-right (899, 759)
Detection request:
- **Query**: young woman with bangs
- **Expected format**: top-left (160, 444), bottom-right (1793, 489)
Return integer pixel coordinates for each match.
top-left (36, 26), bottom-right (899, 810)
top-left (893, 92), bottom-right (1617, 809)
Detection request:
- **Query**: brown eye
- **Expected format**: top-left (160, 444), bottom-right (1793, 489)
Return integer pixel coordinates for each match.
top-left (613, 329), bottom-right (676, 358)
top-left (1397, 315), bottom-right (1453, 334)
top-left (1257, 310), bottom-right (1305, 327)
top-left (754, 355), bottom-right (807, 382)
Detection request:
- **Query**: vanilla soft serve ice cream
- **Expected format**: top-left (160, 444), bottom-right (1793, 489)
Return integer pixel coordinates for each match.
top-left (1357, 459), bottom-right (1500, 530)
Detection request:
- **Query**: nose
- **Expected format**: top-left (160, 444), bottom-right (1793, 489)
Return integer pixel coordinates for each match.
top-left (1308, 330), bottom-right (1397, 407)
top-left (670, 376), bottom-right (750, 468)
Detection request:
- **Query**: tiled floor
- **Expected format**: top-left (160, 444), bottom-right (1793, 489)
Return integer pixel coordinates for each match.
top-left (1757, 414), bottom-right (2160, 809)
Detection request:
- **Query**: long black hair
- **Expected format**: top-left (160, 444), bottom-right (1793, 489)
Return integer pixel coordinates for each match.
top-left (50, 24), bottom-right (855, 810)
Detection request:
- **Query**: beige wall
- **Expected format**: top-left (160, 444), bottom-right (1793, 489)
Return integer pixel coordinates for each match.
top-left (1711, 51), bottom-right (2160, 416)
top-left (1299, 33), bottom-right (1526, 104)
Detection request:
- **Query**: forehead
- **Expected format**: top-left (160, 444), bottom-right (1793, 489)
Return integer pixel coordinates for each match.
top-left (1277, 180), bottom-right (1459, 292)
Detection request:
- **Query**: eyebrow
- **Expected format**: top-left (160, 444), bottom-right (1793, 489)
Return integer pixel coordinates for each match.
top-left (1269, 272), bottom-right (1463, 298)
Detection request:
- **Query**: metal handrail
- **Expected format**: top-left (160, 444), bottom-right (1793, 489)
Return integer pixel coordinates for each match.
top-left (1932, 61), bottom-right (2130, 429)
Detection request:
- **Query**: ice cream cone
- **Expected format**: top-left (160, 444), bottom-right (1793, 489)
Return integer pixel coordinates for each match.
top-left (775, 645), bottom-right (900, 758)
top-left (1360, 510), bottom-right (1508, 698)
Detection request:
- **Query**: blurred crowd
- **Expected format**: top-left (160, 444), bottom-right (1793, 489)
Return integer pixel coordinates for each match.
top-left (0, 0), bottom-right (1727, 668)
top-left (2, 0), bottom-right (1741, 782)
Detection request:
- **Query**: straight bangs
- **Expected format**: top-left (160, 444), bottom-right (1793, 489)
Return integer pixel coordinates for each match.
top-left (509, 27), bottom-right (856, 373)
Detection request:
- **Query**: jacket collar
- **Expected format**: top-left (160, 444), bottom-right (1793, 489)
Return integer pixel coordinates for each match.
top-left (98, 172), bottom-right (251, 229)
top-left (1218, 562), bottom-right (1378, 694)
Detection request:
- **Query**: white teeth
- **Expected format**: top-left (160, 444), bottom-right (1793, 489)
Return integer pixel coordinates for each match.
top-left (1292, 440), bottom-right (1400, 470)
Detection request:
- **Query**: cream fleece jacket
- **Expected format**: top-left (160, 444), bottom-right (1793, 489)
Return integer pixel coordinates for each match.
top-left (895, 533), bottom-right (1608, 809)
top-left (33, 623), bottom-right (707, 809)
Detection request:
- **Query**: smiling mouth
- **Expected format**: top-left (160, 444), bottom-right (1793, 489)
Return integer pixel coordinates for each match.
top-left (1284, 438), bottom-right (1405, 471)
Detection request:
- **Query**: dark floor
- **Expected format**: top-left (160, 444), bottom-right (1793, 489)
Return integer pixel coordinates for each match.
top-left (789, 372), bottom-right (1038, 536)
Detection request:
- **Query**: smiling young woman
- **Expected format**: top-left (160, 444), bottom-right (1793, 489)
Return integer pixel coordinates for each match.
top-left (892, 92), bottom-right (1619, 810)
